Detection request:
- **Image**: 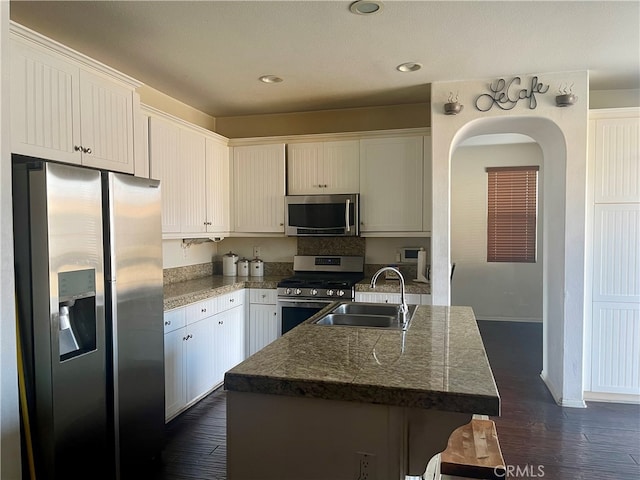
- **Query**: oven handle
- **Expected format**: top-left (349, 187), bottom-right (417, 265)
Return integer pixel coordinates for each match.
top-left (345, 198), bottom-right (351, 233)
top-left (277, 298), bottom-right (335, 309)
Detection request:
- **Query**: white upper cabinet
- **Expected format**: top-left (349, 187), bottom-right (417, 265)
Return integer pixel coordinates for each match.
top-left (149, 116), bottom-right (181, 234)
top-left (179, 128), bottom-right (207, 234)
top-left (10, 25), bottom-right (137, 174)
top-left (593, 117), bottom-right (639, 204)
top-left (359, 135), bottom-right (424, 234)
top-left (232, 144), bottom-right (286, 233)
top-left (205, 138), bottom-right (230, 234)
top-left (287, 140), bottom-right (359, 195)
top-left (148, 111), bottom-right (230, 238)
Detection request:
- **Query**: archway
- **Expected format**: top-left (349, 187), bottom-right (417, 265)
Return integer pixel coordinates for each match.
top-left (432, 114), bottom-right (586, 407)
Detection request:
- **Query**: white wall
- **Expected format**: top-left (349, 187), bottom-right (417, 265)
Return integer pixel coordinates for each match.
top-left (1, 2), bottom-right (21, 477)
top-left (162, 239), bottom-right (218, 269)
top-left (451, 142), bottom-right (543, 322)
top-left (214, 237), bottom-right (297, 263)
top-left (431, 71), bottom-right (589, 408)
top-left (590, 89), bottom-right (640, 109)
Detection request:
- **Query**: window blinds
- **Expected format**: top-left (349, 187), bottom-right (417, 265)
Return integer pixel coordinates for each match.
top-left (486, 166), bottom-right (539, 263)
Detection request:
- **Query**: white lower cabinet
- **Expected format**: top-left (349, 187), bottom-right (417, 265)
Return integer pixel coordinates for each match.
top-left (163, 292), bottom-right (246, 422)
top-left (248, 289), bottom-right (279, 356)
top-left (185, 316), bottom-right (216, 402)
top-left (164, 326), bottom-right (187, 420)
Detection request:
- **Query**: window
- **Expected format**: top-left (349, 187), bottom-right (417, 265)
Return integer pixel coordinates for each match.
top-left (486, 166), bottom-right (539, 263)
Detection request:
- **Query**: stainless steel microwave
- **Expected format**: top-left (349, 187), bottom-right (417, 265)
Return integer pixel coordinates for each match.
top-left (285, 194), bottom-right (359, 236)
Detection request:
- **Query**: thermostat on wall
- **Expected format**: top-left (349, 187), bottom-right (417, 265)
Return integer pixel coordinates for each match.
top-left (401, 247), bottom-right (421, 263)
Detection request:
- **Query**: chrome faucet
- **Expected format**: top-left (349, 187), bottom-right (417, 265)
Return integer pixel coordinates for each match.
top-left (370, 266), bottom-right (409, 327)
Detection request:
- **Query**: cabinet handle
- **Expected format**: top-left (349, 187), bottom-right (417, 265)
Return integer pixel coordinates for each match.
top-left (84, 147), bottom-right (92, 154)
top-left (201, 308), bottom-right (206, 313)
top-left (165, 320), bottom-right (171, 326)
top-left (230, 298), bottom-right (234, 303)
top-left (261, 294), bottom-right (266, 298)
top-left (74, 145), bottom-right (82, 152)
top-left (218, 320), bottom-right (224, 325)
top-left (279, 223), bottom-right (284, 226)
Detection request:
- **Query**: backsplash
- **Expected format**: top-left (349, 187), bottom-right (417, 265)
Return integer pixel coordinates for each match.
top-left (164, 262), bottom-right (213, 284)
top-left (297, 237), bottom-right (365, 256)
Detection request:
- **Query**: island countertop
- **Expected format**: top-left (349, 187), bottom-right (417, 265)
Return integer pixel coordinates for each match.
top-left (225, 305), bottom-right (500, 415)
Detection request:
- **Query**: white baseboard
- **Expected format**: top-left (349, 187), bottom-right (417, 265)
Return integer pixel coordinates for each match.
top-left (540, 372), bottom-right (587, 408)
top-left (475, 315), bottom-right (542, 323)
top-left (584, 391), bottom-right (640, 404)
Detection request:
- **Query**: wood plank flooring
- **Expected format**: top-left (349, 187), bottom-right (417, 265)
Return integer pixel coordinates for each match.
top-left (153, 320), bottom-right (640, 480)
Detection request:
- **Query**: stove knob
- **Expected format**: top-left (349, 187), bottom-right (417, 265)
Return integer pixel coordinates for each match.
top-left (295, 288), bottom-right (302, 295)
top-left (327, 289), bottom-right (334, 296)
top-left (285, 288), bottom-right (292, 295)
top-left (310, 289), bottom-right (318, 296)
top-left (337, 290), bottom-right (345, 297)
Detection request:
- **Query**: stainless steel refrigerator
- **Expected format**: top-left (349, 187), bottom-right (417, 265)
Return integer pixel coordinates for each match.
top-left (13, 158), bottom-right (165, 479)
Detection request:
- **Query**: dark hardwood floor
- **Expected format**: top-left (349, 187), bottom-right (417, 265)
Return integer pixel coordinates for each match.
top-left (154, 320), bottom-right (640, 480)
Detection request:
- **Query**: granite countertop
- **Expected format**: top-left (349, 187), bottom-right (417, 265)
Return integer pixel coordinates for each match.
top-left (225, 305), bottom-right (500, 415)
top-left (164, 274), bottom-right (429, 310)
top-left (163, 275), bottom-right (287, 310)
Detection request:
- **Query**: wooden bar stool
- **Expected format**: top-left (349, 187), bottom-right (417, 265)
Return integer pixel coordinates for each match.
top-left (430, 418), bottom-right (506, 480)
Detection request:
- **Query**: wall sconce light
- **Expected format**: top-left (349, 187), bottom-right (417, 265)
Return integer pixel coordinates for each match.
top-left (444, 92), bottom-right (463, 115)
top-left (556, 83), bottom-right (578, 107)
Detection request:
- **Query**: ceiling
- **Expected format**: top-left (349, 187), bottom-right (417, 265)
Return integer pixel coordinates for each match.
top-left (10, 1), bottom-right (640, 118)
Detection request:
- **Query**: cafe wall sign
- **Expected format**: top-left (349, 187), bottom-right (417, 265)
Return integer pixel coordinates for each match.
top-left (475, 76), bottom-right (549, 112)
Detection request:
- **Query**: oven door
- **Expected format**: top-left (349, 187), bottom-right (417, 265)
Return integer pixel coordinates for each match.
top-left (278, 298), bottom-right (333, 335)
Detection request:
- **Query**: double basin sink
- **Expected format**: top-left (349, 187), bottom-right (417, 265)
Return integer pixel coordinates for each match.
top-left (313, 302), bottom-right (418, 329)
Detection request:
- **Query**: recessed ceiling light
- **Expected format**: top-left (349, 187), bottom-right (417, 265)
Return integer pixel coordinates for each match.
top-left (350, 1), bottom-right (383, 15)
top-left (259, 75), bottom-right (283, 84)
top-left (396, 62), bottom-right (422, 73)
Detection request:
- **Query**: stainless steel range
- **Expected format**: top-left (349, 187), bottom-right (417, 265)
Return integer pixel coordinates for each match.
top-left (277, 255), bottom-right (364, 334)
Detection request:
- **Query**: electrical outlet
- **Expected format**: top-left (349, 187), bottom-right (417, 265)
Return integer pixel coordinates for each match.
top-left (356, 452), bottom-right (375, 480)
top-left (253, 246), bottom-right (261, 258)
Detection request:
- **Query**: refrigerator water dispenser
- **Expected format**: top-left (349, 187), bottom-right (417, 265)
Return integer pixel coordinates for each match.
top-left (58, 269), bottom-right (97, 360)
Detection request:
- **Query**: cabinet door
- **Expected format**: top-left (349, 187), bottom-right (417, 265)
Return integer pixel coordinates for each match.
top-left (360, 136), bottom-right (424, 232)
top-left (249, 304), bottom-right (279, 356)
top-left (287, 143), bottom-right (322, 194)
top-left (423, 136), bottom-right (432, 233)
top-left (164, 327), bottom-right (186, 421)
top-left (179, 128), bottom-right (207, 233)
top-left (149, 117), bottom-right (181, 233)
top-left (213, 306), bottom-right (245, 385)
top-left (185, 317), bottom-right (215, 402)
top-left (594, 117), bottom-right (640, 204)
top-left (233, 144), bottom-right (286, 233)
top-left (10, 38), bottom-right (82, 164)
top-left (78, 69), bottom-right (134, 174)
top-left (206, 137), bottom-right (230, 234)
top-left (322, 140), bottom-right (359, 194)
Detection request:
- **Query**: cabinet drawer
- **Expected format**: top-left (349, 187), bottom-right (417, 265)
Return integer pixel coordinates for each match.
top-left (164, 308), bottom-right (186, 334)
top-left (249, 288), bottom-right (277, 305)
top-left (218, 290), bottom-right (244, 312)
top-left (184, 298), bottom-right (217, 324)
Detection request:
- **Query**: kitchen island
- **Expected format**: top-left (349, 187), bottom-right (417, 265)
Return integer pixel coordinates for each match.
top-left (225, 305), bottom-right (500, 480)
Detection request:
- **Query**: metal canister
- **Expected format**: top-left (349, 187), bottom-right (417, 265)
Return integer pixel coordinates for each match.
top-left (250, 258), bottom-right (264, 277)
top-left (237, 258), bottom-right (249, 276)
top-left (222, 251), bottom-right (238, 276)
